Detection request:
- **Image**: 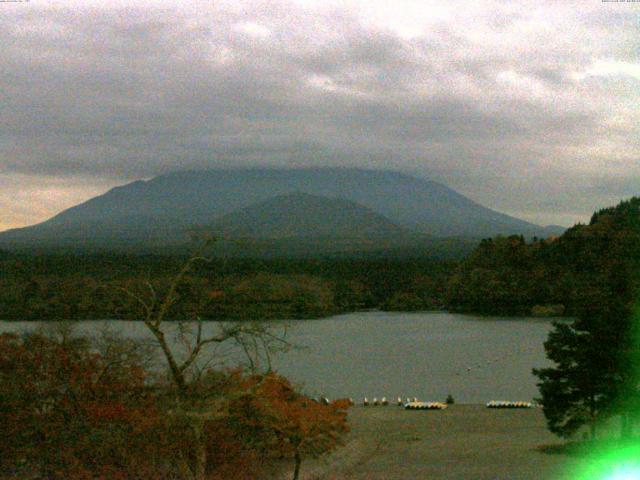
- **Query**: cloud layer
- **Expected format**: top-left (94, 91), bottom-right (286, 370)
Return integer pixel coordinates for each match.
top-left (1, 0), bottom-right (639, 229)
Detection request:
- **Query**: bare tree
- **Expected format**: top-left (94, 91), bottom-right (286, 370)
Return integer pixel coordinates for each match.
top-left (119, 237), bottom-right (292, 480)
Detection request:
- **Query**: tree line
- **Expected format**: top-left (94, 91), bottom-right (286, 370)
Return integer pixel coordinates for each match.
top-left (445, 227), bottom-right (628, 317)
top-left (7, 222), bottom-right (610, 322)
top-left (0, 254), bottom-right (454, 321)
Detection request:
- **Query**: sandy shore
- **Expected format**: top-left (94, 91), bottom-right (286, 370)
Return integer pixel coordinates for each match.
top-left (292, 404), bottom-right (582, 480)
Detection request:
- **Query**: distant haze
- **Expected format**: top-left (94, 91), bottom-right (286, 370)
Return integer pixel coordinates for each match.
top-left (1, 0), bottom-right (638, 231)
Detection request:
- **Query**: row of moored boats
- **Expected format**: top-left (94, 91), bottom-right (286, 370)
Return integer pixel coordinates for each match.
top-left (338, 397), bottom-right (533, 409)
top-left (485, 401), bottom-right (532, 409)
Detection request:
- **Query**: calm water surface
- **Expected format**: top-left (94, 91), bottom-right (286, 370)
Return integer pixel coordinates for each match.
top-left (0, 311), bottom-right (556, 403)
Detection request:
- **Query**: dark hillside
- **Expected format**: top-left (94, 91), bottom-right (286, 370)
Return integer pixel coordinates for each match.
top-left (446, 197), bottom-right (640, 316)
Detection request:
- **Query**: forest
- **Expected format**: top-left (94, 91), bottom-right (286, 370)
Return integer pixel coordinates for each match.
top-left (0, 253), bottom-right (454, 321)
top-left (1, 197), bottom-right (639, 322)
top-left (447, 197), bottom-right (640, 316)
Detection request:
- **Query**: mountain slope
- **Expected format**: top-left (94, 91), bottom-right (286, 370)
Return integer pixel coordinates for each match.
top-left (213, 192), bottom-right (405, 239)
top-left (446, 196), bottom-right (640, 315)
top-left (0, 167), bottom-right (563, 250)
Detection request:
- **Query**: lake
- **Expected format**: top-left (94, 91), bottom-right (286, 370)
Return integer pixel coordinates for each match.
top-left (0, 311), bottom-right (556, 404)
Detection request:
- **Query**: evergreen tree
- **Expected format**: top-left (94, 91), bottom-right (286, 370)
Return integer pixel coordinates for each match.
top-left (533, 290), bottom-right (628, 438)
top-left (534, 198), bottom-right (640, 439)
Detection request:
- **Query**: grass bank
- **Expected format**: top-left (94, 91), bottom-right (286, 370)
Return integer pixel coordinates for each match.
top-left (292, 405), bottom-right (584, 479)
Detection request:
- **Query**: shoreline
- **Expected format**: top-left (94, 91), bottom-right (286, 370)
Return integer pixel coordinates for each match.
top-left (0, 308), bottom-right (567, 323)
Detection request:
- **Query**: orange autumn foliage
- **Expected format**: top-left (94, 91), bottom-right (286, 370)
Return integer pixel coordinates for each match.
top-left (221, 371), bottom-right (350, 478)
top-left (0, 334), bottom-right (349, 480)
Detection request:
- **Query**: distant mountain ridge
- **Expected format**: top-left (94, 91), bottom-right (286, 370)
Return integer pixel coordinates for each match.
top-left (0, 167), bottom-right (564, 252)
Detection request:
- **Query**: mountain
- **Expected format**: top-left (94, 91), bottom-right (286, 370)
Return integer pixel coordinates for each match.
top-left (213, 192), bottom-right (405, 239)
top-left (0, 167), bottom-right (564, 252)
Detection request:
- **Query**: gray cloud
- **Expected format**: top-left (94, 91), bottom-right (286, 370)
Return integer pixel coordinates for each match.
top-left (0, 0), bottom-right (639, 228)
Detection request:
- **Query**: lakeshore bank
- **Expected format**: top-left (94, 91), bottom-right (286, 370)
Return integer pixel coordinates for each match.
top-left (287, 404), bottom-right (584, 480)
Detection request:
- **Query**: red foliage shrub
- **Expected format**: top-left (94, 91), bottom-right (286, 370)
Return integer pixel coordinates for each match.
top-left (0, 334), bottom-right (349, 479)
top-left (0, 333), bottom-right (164, 479)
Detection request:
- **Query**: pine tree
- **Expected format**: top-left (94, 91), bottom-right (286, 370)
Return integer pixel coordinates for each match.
top-left (534, 198), bottom-right (640, 439)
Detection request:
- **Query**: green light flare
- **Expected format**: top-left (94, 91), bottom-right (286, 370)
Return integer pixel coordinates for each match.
top-left (571, 441), bottom-right (640, 480)
top-left (568, 306), bottom-right (640, 480)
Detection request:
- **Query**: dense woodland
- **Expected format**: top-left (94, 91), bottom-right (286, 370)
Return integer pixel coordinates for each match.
top-left (0, 254), bottom-right (454, 321)
top-left (447, 197), bottom-right (640, 316)
top-left (1, 198), bottom-right (639, 321)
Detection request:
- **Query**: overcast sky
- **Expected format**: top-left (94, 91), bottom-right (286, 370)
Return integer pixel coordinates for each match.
top-left (1, 0), bottom-right (639, 231)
